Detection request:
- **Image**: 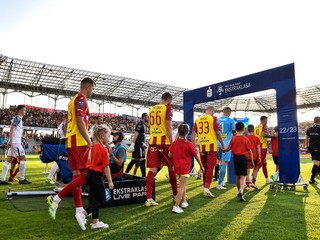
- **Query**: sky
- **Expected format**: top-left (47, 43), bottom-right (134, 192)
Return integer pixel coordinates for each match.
top-left (0, 0), bottom-right (319, 124)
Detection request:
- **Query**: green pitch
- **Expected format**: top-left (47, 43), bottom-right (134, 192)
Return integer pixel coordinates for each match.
top-left (0, 154), bottom-right (318, 240)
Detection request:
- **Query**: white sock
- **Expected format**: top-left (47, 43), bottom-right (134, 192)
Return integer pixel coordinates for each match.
top-left (76, 207), bottom-right (84, 214)
top-left (19, 161), bottom-right (26, 181)
top-left (53, 195), bottom-right (62, 204)
top-left (1, 161), bottom-right (10, 181)
top-left (147, 198), bottom-right (153, 202)
top-left (48, 162), bottom-right (59, 180)
top-left (204, 188), bottom-right (209, 192)
top-left (239, 189), bottom-right (244, 194)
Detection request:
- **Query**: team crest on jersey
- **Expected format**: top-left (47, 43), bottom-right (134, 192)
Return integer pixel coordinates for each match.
top-left (78, 99), bottom-right (85, 107)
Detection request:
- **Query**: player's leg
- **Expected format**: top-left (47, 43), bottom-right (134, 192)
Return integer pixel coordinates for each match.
top-left (251, 159), bottom-right (259, 189)
top-left (310, 149), bottom-right (320, 184)
top-left (46, 162), bottom-right (59, 184)
top-left (261, 148), bottom-right (272, 183)
top-left (17, 144), bottom-right (31, 184)
top-left (48, 146), bottom-right (87, 219)
top-left (271, 156), bottom-right (279, 181)
top-left (160, 145), bottom-right (178, 198)
top-left (9, 158), bottom-right (19, 182)
top-left (136, 145), bottom-right (145, 176)
top-left (246, 168), bottom-right (251, 191)
top-left (125, 159), bottom-right (137, 174)
top-left (0, 147), bottom-right (15, 184)
top-left (145, 145), bottom-right (160, 206)
top-left (215, 150), bottom-right (222, 181)
top-left (217, 152), bottom-right (229, 189)
top-left (139, 159), bottom-right (146, 177)
top-left (203, 152), bottom-right (216, 197)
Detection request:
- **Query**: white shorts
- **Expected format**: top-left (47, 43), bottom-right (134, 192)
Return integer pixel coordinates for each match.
top-left (7, 143), bottom-right (25, 158)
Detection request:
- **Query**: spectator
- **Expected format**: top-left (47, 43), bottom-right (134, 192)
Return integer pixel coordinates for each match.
top-left (106, 132), bottom-right (127, 175)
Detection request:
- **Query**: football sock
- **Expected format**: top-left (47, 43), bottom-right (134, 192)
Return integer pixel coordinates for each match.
top-left (262, 163), bottom-right (268, 178)
top-left (58, 174), bottom-right (86, 199)
top-left (72, 186), bottom-right (82, 208)
top-left (19, 161), bottom-right (26, 180)
top-left (1, 161), bottom-right (10, 181)
top-left (311, 165), bottom-right (319, 181)
top-left (218, 165), bottom-right (226, 186)
top-left (146, 171), bottom-right (155, 199)
top-left (125, 160), bottom-right (136, 173)
top-left (252, 177), bottom-right (256, 184)
top-left (246, 181), bottom-right (250, 188)
top-left (53, 195), bottom-right (62, 204)
top-left (13, 167), bottom-right (20, 178)
top-left (48, 162), bottom-right (59, 180)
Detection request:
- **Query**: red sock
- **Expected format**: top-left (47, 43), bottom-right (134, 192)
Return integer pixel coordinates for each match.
top-left (246, 182), bottom-right (250, 187)
top-left (58, 174), bottom-right (86, 199)
top-left (252, 177), bottom-right (256, 184)
top-left (72, 186), bottom-right (83, 208)
top-left (168, 169), bottom-right (178, 196)
top-left (146, 171), bottom-right (155, 199)
top-left (13, 168), bottom-right (19, 178)
top-left (262, 163), bottom-right (268, 178)
top-left (10, 169), bottom-right (14, 178)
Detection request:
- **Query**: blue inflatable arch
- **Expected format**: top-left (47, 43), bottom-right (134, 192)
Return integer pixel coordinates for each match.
top-left (183, 63), bottom-right (299, 183)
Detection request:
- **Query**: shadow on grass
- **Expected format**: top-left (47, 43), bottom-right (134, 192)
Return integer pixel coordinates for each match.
top-left (239, 185), bottom-right (308, 240)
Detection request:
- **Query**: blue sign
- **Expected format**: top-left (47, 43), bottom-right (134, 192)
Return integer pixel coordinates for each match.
top-left (184, 63), bottom-right (300, 183)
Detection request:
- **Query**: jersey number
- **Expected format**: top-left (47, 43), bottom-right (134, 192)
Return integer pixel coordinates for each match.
top-left (150, 111), bottom-right (161, 125)
top-left (198, 121), bottom-right (209, 134)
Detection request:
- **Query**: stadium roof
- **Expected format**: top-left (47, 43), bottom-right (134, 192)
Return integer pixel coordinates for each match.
top-left (0, 53), bottom-right (319, 113)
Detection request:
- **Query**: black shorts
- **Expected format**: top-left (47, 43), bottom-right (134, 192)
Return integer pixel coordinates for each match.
top-left (308, 146), bottom-right (320, 161)
top-left (132, 141), bottom-right (145, 159)
top-left (233, 155), bottom-right (248, 176)
top-left (272, 156), bottom-right (279, 165)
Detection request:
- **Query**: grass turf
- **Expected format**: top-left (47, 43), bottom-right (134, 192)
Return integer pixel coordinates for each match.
top-left (0, 153), bottom-right (319, 240)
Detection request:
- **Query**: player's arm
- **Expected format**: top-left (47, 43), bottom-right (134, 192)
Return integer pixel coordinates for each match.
top-left (305, 134), bottom-right (309, 148)
top-left (8, 125), bottom-right (16, 147)
top-left (165, 120), bottom-right (173, 144)
top-left (215, 130), bottom-right (225, 149)
top-left (191, 130), bottom-right (196, 146)
top-left (132, 131), bottom-right (138, 144)
top-left (194, 153), bottom-right (204, 172)
top-left (76, 116), bottom-right (92, 148)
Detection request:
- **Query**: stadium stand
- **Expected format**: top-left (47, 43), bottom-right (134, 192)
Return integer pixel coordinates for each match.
top-left (1, 53), bottom-right (320, 114)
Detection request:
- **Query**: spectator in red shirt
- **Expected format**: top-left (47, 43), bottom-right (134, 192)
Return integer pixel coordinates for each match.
top-left (224, 122), bottom-right (254, 202)
top-left (169, 123), bottom-right (204, 214)
top-left (75, 125), bottom-right (114, 230)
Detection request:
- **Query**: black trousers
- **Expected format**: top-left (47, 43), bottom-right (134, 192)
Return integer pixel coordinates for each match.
top-left (86, 169), bottom-right (108, 219)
